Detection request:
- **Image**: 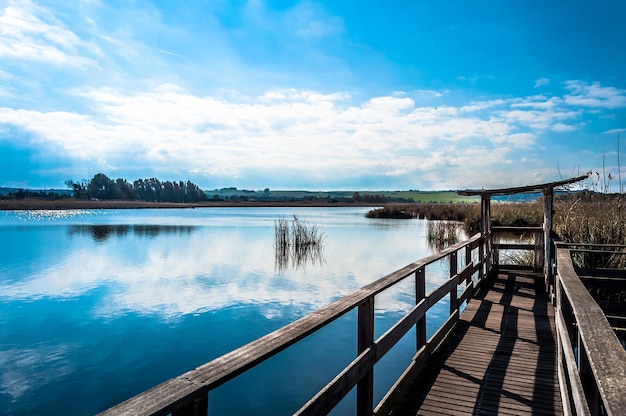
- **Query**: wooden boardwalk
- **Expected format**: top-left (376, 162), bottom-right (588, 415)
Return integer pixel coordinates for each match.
top-left (392, 269), bottom-right (562, 416)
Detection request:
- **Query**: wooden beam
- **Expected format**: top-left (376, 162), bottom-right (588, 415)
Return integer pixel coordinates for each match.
top-left (556, 249), bottom-right (626, 415)
top-left (458, 175), bottom-right (588, 196)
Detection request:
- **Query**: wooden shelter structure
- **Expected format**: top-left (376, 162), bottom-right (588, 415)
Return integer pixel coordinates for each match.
top-left (459, 175), bottom-right (588, 297)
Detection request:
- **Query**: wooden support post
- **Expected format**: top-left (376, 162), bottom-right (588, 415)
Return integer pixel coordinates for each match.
top-left (415, 267), bottom-right (426, 349)
top-left (171, 393), bottom-right (208, 416)
top-left (578, 338), bottom-right (600, 416)
top-left (449, 252), bottom-right (458, 314)
top-left (449, 251), bottom-right (458, 278)
top-left (357, 297), bottom-right (374, 416)
top-left (465, 244), bottom-right (472, 271)
top-left (480, 194), bottom-right (492, 275)
top-left (543, 186), bottom-right (554, 294)
top-left (534, 230), bottom-right (544, 272)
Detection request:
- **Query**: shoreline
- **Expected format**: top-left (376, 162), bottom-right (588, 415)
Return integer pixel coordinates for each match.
top-left (0, 198), bottom-right (382, 211)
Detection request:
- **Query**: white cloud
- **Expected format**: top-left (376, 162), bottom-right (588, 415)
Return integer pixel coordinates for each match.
top-left (460, 99), bottom-right (509, 113)
top-left (564, 81), bottom-right (626, 109)
top-left (0, 79), bottom-right (609, 189)
top-left (0, 0), bottom-right (97, 67)
top-left (534, 77), bottom-right (550, 88)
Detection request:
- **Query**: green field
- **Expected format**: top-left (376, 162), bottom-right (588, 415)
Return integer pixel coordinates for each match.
top-left (205, 188), bottom-right (479, 203)
top-left (380, 191), bottom-right (478, 203)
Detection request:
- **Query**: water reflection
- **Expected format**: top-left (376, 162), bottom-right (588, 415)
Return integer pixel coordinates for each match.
top-left (426, 220), bottom-right (465, 252)
top-left (0, 208), bottom-right (453, 416)
top-left (275, 238), bottom-right (325, 273)
top-left (274, 215), bottom-right (326, 273)
top-left (68, 224), bottom-right (196, 241)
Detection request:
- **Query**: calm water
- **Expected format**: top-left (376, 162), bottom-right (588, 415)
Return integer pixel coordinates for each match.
top-left (0, 207), bottom-right (453, 415)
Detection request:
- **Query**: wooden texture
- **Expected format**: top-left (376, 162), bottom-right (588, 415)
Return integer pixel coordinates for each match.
top-left (556, 249), bottom-right (626, 416)
top-left (458, 175), bottom-right (588, 196)
top-left (391, 270), bottom-right (563, 416)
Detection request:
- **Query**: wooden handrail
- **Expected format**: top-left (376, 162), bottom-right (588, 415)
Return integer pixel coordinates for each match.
top-left (491, 226), bottom-right (544, 271)
top-left (555, 248), bottom-right (626, 416)
top-left (99, 233), bottom-right (485, 416)
top-left (491, 226), bottom-right (543, 232)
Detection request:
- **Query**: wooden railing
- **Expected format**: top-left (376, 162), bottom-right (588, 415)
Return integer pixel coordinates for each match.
top-left (99, 233), bottom-right (486, 416)
top-left (554, 245), bottom-right (626, 416)
top-left (491, 226), bottom-right (544, 271)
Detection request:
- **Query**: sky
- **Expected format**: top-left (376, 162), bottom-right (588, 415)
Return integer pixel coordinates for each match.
top-left (1, 0), bottom-right (625, 191)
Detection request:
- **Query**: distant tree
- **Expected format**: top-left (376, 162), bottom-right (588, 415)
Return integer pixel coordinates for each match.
top-left (87, 173), bottom-right (116, 200)
top-left (70, 174), bottom-right (206, 203)
top-left (65, 179), bottom-right (88, 199)
top-left (115, 178), bottom-right (134, 200)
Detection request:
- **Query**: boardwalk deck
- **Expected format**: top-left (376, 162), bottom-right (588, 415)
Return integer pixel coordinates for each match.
top-left (392, 269), bottom-right (562, 416)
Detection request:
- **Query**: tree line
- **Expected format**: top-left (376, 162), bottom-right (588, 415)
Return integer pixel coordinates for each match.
top-left (66, 173), bottom-right (207, 202)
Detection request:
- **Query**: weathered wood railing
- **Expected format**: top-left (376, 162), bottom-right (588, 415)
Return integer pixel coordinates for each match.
top-left (491, 226), bottom-right (544, 271)
top-left (99, 233), bottom-right (486, 416)
top-left (554, 244), bottom-right (626, 416)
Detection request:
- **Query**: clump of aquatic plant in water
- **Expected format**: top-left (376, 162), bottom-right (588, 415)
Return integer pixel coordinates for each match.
top-left (427, 221), bottom-right (461, 251)
top-left (275, 215), bottom-right (325, 272)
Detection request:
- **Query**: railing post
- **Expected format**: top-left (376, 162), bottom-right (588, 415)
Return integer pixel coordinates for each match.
top-left (478, 238), bottom-right (484, 281)
top-left (415, 267), bottom-right (426, 349)
top-left (449, 252), bottom-right (458, 314)
top-left (578, 338), bottom-right (600, 416)
top-left (171, 393), bottom-right (208, 416)
top-left (357, 297), bottom-right (374, 416)
top-left (543, 185), bottom-right (554, 293)
top-left (534, 230), bottom-right (544, 272)
top-left (481, 194), bottom-right (492, 274)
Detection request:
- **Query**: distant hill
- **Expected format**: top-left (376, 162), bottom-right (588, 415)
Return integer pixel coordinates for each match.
top-left (1, 186), bottom-right (558, 204)
top-left (0, 187), bottom-right (73, 197)
top-left (204, 188), bottom-right (480, 203)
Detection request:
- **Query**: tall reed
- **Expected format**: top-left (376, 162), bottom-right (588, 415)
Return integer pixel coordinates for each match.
top-left (426, 221), bottom-right (462, 251)
top-left (274, 216), bottom-right (325, 272)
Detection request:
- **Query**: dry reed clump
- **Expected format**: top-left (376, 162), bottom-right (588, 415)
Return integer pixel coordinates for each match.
top-left (367, 203), bottom-right (479, 223)
top-left (554, 194), bottom-right (626, 269)
top-left (274, 216), bottom-right (325, 272)
top-left (491, 203), bottom-right (544, 227)
top-left (426, 221), bottom-right (462, 250)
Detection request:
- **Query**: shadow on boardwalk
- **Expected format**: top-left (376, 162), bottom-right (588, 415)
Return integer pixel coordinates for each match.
top-left (393, 270), bottom-right (562, 415)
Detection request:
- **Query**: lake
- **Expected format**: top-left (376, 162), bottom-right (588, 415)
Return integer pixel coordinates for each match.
top-left (0, 207), bottom-right (454, 415)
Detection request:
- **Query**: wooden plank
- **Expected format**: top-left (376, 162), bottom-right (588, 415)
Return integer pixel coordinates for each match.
top-left (492, 226), bottom-right (544, 233)
top-left (427, 310), bottom-right (459, 353)
top-left (580, 276), bottom-right (626, 289)
top-left (391, 271), bottom-right (563, 416)
top-left (375, 299), bottom-right (427, 360)
top-left (427, 274), bottom-right (457, 307)
top-left (557, 249), bottom-right (626, 416)
top-left (374, 346), bottom-right (430, 416)
top-left (357, 297), bottom-right (374, 416)
top-left (458, 175), bottom-right (588, 196)
top-left (295, 347), bottom-right (376, 416)
top-left (494, 243), bottom-right (536, 251)
top-left (556, 308), bottom-right (591, 416)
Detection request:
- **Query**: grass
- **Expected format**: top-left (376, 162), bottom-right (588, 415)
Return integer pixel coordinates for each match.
top-left (426, 221), bottom-right (462, 251)
top-left (274, 215), bottom-right (325, 272)
top-left (366, 203), bottom-right (479, 223)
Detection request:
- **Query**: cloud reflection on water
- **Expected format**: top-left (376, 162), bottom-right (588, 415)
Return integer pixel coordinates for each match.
top-left (0, 211), bottom-right (451, 321)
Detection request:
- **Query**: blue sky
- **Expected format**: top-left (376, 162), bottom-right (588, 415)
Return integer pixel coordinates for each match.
top-left (1, 0), bottom-right (625, 191)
